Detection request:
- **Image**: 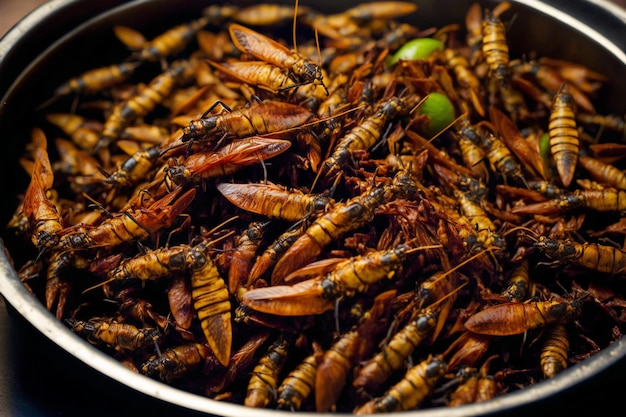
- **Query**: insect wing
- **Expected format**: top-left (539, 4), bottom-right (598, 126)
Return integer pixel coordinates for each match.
top-left (490, 106), bottom-right (544, 178)
top-left (283, 257), bottom-right (348, 283)
top-left (229, 23), bottom-right (293, 66)
top-left (242, 278), bottom-right (332, 315)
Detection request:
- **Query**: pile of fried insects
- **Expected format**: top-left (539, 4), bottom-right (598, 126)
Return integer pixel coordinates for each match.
top-left (5, 0), bottom-right (626, 413)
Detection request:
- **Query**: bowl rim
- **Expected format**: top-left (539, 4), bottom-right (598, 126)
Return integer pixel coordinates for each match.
top-left (1, 0), bottom-right (626, 416)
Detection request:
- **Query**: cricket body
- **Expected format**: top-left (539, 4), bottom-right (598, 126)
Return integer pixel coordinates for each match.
top-left (180, 100), bottom-right (315, 144)
top-left (540, 323), bottom-right (570, 378)
top-left (96, 65), bottom-right (185, 150)
top-left (167, 137), bottom-right (291, 183)
top-left (353, 307), bottom-right (440, 397)
top-left (464, 299), bottom-right (584, 336)
top-left (271, 184), bottom-right (391, 282)
top-left (533, 235), bottom-right (626, 275)
top-left (276, 352), bottom-right (319, 411)
top-left (354, 355), bottom-right (447, 413)
top-left (228, 23), bottom-right (327, 92)
top-left (52, 62), bottom-right (139, 98)
top-left (65, 318), bottom-right (160, 351)
top-left (187, 240), bottom-right (232, 367)
top-left (106, 244), bottom-right (192, 284)
top-left (242, 244), bottom-right (425, 317)
top-left (216, 182), bottom-right (334, 223)
top-left (208, 60), bottom-right (299, 93)
top-left (56, 187), bottom-right (196, 250)
top-left (549, 83), bottom-right (579, 187)
top-left (22, 146), bottom-right (64, 250)
top-left (104, 145), bottom-right (161, 187)
top-left (481, 5), bottom-right (510, 86)
top-left (245, 336), bottom-right (290, 408)
top-left (140, 342), bottom-right (212, 383)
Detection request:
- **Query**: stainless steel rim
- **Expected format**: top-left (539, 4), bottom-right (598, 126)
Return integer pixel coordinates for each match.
top-left (1, 1), bottom-right (625, 415)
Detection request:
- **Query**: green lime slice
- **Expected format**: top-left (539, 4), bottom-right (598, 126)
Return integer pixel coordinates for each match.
top-left (386, 38), bottom-right (444, 66)
top-left (418, 92), bottom-right (456, 138)
top-left (539, 132), bottom-right (553, 177)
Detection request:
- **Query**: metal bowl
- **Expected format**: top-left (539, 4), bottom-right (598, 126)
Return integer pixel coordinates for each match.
top-left (1, 0), bottom-right (625, 416)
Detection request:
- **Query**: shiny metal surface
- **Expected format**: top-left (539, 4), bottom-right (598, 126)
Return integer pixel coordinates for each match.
top-left (1, 1), bottom-right (625, 416)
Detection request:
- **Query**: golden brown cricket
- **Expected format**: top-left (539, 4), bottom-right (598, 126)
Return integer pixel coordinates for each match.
top-left (188, 239), bottom-right (232, 367)
top-left (353, 306), bottom-right (440, 397)
top-left (354, 355), bottom-right (447, 414)
top-left (276, 348), bottom-right (320, 411)
top-left (243, 243), bottom-right (437, 316)
top-left (533, 235), bottom-right (626, 275)
top-left (117, 16), bottom-right (212, 64)
top-left (208, 60), bottom-right (299, 94)
top-left (549, 83), bottom-right (580, 188)
top-left (178, 100), bottom-right (315, 146)
top-left (217, 182), bottom-right (334, 223)
top-left (540, 323), bottom-right (570, 378)
top-left (270, 182), bottom-right (393, 282)
top-left (228, 23), bottom-right (327, 93)
top-left (167, 137), bottom-right (292, 183)
top-left (245, 336), bottom-right (290, 408)
top-left (481, 3), bottom-right (511, 86)
top-left (141, 342), bottom-right (212, 383)
top-left (22, 146), bottom-right (65, 250)
top-left (56, 186), bottom-right (196, 250)
top-left (464, 298), bottom-right (584, 336)
top-left (66, 318), bottom-right (160, 351)
top-left (95, 65), bottom-right (186, 151)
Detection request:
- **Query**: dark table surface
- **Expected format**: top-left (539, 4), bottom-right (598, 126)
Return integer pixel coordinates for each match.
top-left (2, 0), bottom-right (626, 416)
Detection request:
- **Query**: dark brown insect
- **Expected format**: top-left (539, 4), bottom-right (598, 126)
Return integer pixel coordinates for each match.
top-left (315, 289), bottom-right (395, 412)
top-left (66, 318), bottom-right (160, 351)
top-left (167, 137), bottom-right (292, 183)
top-left (228, 220), bottom-right (270, 294)
top-left (141, 342), bottom-right (212, 383)
top-left (248, 218), bottom-right (312, 286)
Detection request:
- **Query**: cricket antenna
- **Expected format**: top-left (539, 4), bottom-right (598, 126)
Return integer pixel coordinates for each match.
top-left (293, 0), bottom-right (299, 54)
